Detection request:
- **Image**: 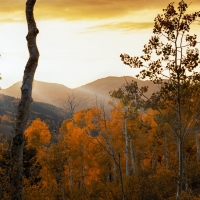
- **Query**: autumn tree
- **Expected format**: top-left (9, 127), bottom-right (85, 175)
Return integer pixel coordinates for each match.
top-left (9, 0), bottom-right (39, 199)
top-left (110, 80), bottom-right (152, 175)
top-left (25, 118), bottom-right (51, 151)
top-left (120, 1), bottom-right (200, 199)
top-left (57, 113), bottom-right (97, 199)
top-left (84, 105), bottom-right (127, 200)
top-left (41, 142), bottom-right (68, 200)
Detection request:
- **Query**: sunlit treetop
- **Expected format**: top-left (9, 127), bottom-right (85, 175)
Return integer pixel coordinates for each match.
top-left (120, 0), bottom-right (200, 84)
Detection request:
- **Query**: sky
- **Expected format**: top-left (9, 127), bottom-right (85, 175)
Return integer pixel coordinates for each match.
top-left (0, 0), bottom-right (199, 89)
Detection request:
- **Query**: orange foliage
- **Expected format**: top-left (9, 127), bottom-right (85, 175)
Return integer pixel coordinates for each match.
top-left (25, 118), bottom-right (51, 149)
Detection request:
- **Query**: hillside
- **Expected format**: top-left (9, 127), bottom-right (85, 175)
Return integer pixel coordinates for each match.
top-left (74, 76), bottom-right (159, 109)
top-left (0, 80), bottom-right (72, 107)
top-left (0, 76), bottom-right (160, 111)
top-left (0, 94), bottom-right (68, 138)
top-left (0, 124), bottom-right (13, 137)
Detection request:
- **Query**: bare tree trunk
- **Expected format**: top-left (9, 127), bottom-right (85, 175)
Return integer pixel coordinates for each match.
top-left (196, 132), bottom-right (200, 162)
top-left (130, 137), bottom-right (135, 174)
top-left (96, 135), bottom-right (126, 200)
top-left (123, 118), bottom-right (130, 176)
top-left (176, 138), bottom-right (183, 200)
top-left (9, 1), bottom-right (39, 199)
top-left (57, 174), bottom-right (65, 200)
top-left (113, 160), bottom-right (116, 181)
top-left (176, 136), bottom-right (179, 158)
top-left (118, 153), bottom-right (126, 200)
top-left (183, 161), bottom-right (190, 196)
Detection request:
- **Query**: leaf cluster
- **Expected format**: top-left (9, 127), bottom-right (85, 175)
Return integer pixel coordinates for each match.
top-left (110, 80), bottom-right (148, 115)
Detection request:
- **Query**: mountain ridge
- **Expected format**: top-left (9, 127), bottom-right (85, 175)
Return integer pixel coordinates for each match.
top-left (0, 76), bottom-right (160, 110)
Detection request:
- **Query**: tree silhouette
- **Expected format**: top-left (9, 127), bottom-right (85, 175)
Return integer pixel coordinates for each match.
top-left (120, 1), bottom-right (200, 199)
top-left (9, 0), bottom-right (39, 199)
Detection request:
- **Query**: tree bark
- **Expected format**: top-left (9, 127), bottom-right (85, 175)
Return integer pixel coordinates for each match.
top-left (129, 137), bottom-right (135, 174)
top-left (9, 1), bottom-right (39, 199)
top-left (176, 138), bottom-right (183, 200)
top-left (113, 160), bottom-right (116, 181)
top-left (56, 173), bottom-right (65, 200)
top-left (118, 153), bottom-right (126, 200)
top-left (123, 118), bottom-right (130, 176)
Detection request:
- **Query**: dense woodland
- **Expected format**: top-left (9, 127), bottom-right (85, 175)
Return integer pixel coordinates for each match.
top-left (1, 0), bottom-right (200, 199)
top-left (1, 103), bottom-right (200, 199)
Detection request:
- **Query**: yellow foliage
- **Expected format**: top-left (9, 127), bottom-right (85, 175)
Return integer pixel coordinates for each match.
top-left (25, 118), bottom-right (51, 149)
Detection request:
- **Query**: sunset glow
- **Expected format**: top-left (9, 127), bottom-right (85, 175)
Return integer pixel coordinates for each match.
top-left (0, 0), bottom-right (199, 89)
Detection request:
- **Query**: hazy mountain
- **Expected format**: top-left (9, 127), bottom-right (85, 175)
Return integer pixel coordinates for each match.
top-left (0, 94), bottom-right (68, 137)
top-left (0, 81), bottom-right (72, 107)
top-left (73, 76), bottom-right (160, 110)
top-left (0, 76), bottom-right (160, 110)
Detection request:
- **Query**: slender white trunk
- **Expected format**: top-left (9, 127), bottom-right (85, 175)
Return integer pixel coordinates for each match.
top-left (113, 161), bottom-right (116, 181)
top-left (176, 136), bottom-right (179, 158)
top-left (118, 153), bottom-right (126, 200)
top-left (129, 137), bottom-right (135, 174)
top-left (103, 134), bottom-right (126, 198)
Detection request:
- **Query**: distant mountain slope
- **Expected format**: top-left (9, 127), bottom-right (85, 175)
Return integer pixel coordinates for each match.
top-left (0, 76), bottom-right (160, 110)
top-left (0, 94), bottom-right (68, 138)
top-left (0, 80), bottom-right (72, 107)
top-left (74, 76), bottom-right (160, 109)
top-left (0, 124), bottom-right (12, 138)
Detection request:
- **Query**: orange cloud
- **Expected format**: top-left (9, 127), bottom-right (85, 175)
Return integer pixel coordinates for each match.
top-left (0, 0), bottom-right (199, 21)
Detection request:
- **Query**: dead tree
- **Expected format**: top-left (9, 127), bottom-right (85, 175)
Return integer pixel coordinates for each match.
top-left (63, 93), bottom-right (80, 120)
top-left (9, 0), bottom-right (39, 199)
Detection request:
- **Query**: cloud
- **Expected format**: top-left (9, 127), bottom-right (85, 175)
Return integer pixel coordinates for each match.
top-left (84, 22), bottom-right (154, 32)
top-left (0, 0), bottom-right (199, 21)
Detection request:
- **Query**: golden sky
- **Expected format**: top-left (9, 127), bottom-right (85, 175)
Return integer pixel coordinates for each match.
top-left (0, 0), bottom-right (200, 89)
top-left (1, 0), bottom-right (199, 21)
